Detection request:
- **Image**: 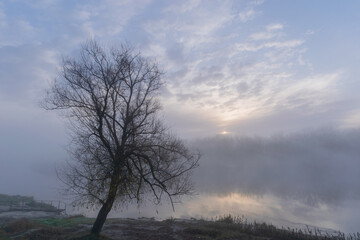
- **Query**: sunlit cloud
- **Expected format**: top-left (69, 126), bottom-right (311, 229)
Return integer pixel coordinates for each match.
top-left (140, 12), bottom-right (339, 131)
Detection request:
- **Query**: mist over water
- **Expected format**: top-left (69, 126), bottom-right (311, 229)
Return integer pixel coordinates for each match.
top-left (77, 192), bottom-right (360, 234)
top-left (188, 129), bottom-right (360, 233)
top-left (192, 129), bottom-right (360, 205)
top-left (73, 128), bottom-right (360, 233)
top-left (2, 127), bottom-right (360, 233)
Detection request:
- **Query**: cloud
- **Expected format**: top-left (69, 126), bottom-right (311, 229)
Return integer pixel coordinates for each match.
top-left (236, 39), bottom-right (304, 52)
top-left (267, 23), bottom-right (283, 31)
top-left (249, 0), bottom-right (265, 6)
top-left (0, 44), bottom-right (58, 100)
top-left (0, 17), bottom-right (37, 47)
top-left (249, 24), bottom-right (283, 41)
top-left (191, 128), bottom-right (360, 206)
top-left (163, 0), bottom-right (201, 13)
top-left (72, 0), bottom-right (152, 38)
top-left (305, 29), bottom-right (315, 35)
top-left (0, 4), bottom-right (6, 27)
top-left (10, 0), bottom-right (61, 9)
top-left (143, 0), bottom-right (234, 51)
top-left (249, 32), bottom-right (277, 41)
top-left (238, 0), bottom-right (263, 22)
top-left (136, 6), bottom-right (337, 131)
top-left (239, 8), bottom-right (256, 22)
top-left (1, 0), bottom-right (339, 138)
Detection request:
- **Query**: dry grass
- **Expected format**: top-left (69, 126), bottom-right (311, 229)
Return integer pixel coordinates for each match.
top-left (3, 219), bottom-right (39, 234)
top-left (0, 215), bottom-right (359, 240)
top-left (189, 214), bottom-right (360, 240)
top-left (26, 227), bottom-right (66, 240)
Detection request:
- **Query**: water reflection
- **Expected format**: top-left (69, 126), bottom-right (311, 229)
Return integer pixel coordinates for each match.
top-left (76, 192), bottom-right (359, 234)
top-left (172, 193), bottom-right (340, 232)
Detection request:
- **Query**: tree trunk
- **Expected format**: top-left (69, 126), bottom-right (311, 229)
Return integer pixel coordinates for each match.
top-left (91, 175), bottom-right (119, 236)
top-left (90, 199), bottom-right (115, 236)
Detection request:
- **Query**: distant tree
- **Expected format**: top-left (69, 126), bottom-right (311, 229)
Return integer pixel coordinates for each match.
top-left (43, 40), bottom-right (200, 236)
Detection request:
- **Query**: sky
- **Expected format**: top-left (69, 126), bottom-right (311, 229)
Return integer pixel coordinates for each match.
top-left (1, 0), bottom-right (360, 233)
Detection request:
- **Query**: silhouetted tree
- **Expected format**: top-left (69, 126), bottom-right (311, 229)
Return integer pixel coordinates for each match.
top-left (43, 40), bottom-right (199, 236)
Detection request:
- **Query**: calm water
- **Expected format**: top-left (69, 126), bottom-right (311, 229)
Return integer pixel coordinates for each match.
top-left (76, 192), bottom-right (360, 234)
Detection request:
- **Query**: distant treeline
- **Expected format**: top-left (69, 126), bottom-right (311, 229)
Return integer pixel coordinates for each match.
top-left (0, 193), bottom-right (57, 211)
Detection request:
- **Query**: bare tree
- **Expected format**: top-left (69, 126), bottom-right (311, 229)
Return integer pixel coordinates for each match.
top-left (43, 40), bottom-right (199, 236)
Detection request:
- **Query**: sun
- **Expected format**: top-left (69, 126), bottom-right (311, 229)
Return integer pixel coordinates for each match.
top-left (219, 130), bottom-right (230, 135)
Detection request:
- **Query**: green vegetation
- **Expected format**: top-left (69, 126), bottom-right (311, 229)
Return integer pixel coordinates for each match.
top-left (36, 215), bottom-right (94, 228)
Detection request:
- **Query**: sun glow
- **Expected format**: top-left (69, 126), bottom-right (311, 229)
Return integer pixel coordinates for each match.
top-left (220, 130), bottom-right (230, 135)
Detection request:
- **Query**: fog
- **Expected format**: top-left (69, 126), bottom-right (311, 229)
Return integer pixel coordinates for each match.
top-left (176, 129), bottom-right (360, 233)
top-left (192, 129), bottom-right (360, 206)
top-left (66, 128), bottom-right (360, 233)
top-left (1, 111), bottom-right (360, 232)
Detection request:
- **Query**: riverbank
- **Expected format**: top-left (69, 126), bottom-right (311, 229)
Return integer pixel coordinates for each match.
top-left (0, 214), bottom-right (359, 240)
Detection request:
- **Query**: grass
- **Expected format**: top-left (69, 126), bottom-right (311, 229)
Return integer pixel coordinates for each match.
top-left (35, 215), bottom-right (94, 228)
top-left (0, 216), bottom-right (106, 240)
top-left (179, 214), bottom-right (360, 240)
top-left (0, 214), bottom-right (359, 240)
